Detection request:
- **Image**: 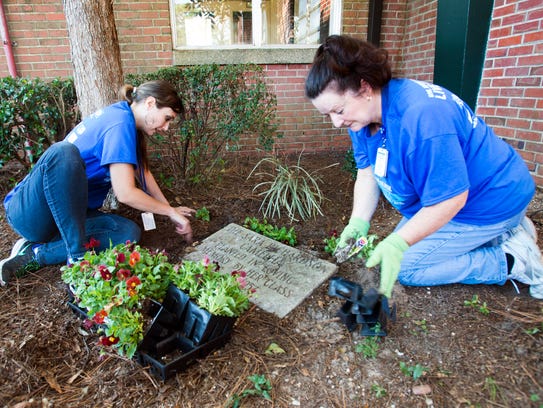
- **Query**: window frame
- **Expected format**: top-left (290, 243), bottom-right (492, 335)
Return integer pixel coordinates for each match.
top-left (169, 0), bottom-right (343, 65)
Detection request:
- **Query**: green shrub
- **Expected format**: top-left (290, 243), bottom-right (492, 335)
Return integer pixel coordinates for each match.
top-left (342, 148), bottom-right (357, 179)
top-left (0, 76), bottom-right (79, 168)
top-left (126, 64), bottom-right (281, 183)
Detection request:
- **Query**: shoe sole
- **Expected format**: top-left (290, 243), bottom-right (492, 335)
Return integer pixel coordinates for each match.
top-left (0, 238), bottom-right (30, 286)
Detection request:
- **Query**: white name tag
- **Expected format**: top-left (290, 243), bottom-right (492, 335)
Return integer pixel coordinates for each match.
top-left (142, 212), bottom-right (156, 231)
top-left (374, 147), bottom-right (388, 177)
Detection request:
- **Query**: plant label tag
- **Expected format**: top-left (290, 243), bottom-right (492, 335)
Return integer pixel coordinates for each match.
top-left (374, 147), bottom-right (388, 178)
top-left (142, 212), bottom-right (156, 231)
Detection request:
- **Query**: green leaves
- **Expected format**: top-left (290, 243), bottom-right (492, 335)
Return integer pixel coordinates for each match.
top-left (228, 374), bottom-right (272, 407)
top-left (126, 64), bottom-right (281, 183)
top-left (243, 217), bottom-right (297, 246)
top-left (170, 259), bottom-right (253, 317)
top-left (248, 154), bottom-right (337, 222)
top-left (0, 76), bottom-right (79, 168)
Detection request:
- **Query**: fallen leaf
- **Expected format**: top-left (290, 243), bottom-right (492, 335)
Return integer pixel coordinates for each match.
top-left (265, 342), bottom-right (285, 355)
top-left (44, 375), bottom-right (63, 393)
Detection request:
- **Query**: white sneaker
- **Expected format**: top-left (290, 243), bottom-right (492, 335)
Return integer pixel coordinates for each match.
top-left (500, 227), bottom-right (543, 299)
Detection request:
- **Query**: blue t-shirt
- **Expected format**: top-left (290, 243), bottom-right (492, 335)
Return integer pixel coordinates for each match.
top-left (65, 101), bottom-right (139, 209)
top-left (349, 79), bottom-right (534, 225)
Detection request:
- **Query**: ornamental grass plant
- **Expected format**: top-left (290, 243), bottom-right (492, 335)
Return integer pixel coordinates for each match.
top-left (248, 153), bottom-right (337, 222)
top-left (61, 241), bottom-right (253, 358)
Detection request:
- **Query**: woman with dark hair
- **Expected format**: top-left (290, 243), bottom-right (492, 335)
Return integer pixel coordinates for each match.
top-left (1, 80), bottom-right (195, 285)
top-left (306, 35), bottom-right (543, 299)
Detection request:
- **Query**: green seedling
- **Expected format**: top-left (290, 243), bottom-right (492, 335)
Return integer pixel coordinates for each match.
top-left (356, 336), bottom-right (380, 359)
top-left (228, 374), bottom-right (272, 408)
top-left (243, 217), bottom-right (297, 246)
top-left (463, 295), bottom-right (489, 315)
top-left (413, 319), bottom-right (428, 334)
top-left (195, 207), bottom-right (210, 222)
top-left (323, 230), bottom-right (338, 255)
top-left (371, 383), bottom-right (387, 398)
top-left (399, 362), bottom-right (428, 380)
top-left (484, 376), bottom-right (502, 402)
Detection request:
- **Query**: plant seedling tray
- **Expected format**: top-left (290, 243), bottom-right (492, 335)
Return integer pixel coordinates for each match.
top-left (328, 277), bottom-right (396, 336)
top-left (67, 286), bottom-right (236, 380)
top-left (136, 331), bottom-right (232, 381)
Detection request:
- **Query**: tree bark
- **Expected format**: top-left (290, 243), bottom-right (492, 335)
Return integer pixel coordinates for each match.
top-left (63, 0), bottom-right (124, 118)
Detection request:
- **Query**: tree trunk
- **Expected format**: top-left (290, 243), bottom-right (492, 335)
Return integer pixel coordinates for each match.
top-left (63, 0), bottom-right (124, 118)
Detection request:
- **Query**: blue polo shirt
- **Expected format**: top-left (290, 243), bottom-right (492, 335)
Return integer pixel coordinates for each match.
top-left (65, 101), bottom-right (139, 209)
top-left (349, 79), bottom-right (534, 225)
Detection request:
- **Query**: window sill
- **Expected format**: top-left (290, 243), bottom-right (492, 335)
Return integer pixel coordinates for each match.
top-left (172, 45), bottom-right (319, 66)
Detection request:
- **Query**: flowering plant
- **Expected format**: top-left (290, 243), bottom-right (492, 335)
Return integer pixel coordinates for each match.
top-left (171, 256), bottom-right (254, 317)
top-left (61, 240), bottom-right (254, 358)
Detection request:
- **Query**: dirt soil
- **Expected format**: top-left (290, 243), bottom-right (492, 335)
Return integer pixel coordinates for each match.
top-left (1, 151), bottom-right (542, 408)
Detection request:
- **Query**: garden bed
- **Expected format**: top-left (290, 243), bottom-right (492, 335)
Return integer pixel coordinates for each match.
top-left (1, 151), bottom-right (542, 407)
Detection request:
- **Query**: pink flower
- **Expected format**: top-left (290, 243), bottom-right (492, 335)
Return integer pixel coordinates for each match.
top-left (231, 270), bottom-right (247, 278)
top-left (116, 252), bottom-right (126, 263)
top-left (202, 256), bottom-right (210, 267)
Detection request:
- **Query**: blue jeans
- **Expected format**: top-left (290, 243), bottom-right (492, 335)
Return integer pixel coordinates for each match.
top-left (397, 210), bottom-right (525, 287)
top-left (4, 142), bottom-right (141, 265)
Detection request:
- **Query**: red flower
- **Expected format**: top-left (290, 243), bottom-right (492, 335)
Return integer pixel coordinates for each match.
top-left (116, 268), bottom-right (131, 280)
top-left (99, 335), bottom-right (119, 346)
top-left (83, 319), bottom-right (94, 330)
top-left (126, 276), bottom-right (141, 297)
top-left (116, 252), bottom-right (126, 263)
top-left (330, 229), bottom-right (338, 238)
top-left (129, 251), bottom-right (141, 267)
top-left (84, 237), bottom-right (101, 250)
top-left (93, 310), bottom-right (107, 324)
top-left (99, 265), bottom-right (112, 281)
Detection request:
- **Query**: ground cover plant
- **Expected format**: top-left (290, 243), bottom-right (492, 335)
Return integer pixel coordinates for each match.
top-left (1, 152), bottom-right (542, 407)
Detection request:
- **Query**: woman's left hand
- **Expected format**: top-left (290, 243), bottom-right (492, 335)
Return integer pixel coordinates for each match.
top-left (366, 233), bottom-right (409, 298)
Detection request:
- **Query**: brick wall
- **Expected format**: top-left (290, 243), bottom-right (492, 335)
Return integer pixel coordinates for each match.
top-left (0, 0), bottom-right (541, 184)
top-left (477, 0), bottom-right (543, 186)
top-left (0, 0), bottom-right (174, 78)
top-left (0, 1), bottom-right (71, 78)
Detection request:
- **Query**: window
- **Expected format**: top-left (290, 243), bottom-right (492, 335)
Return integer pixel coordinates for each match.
top-left (170, 0), bottom-right (342, 48)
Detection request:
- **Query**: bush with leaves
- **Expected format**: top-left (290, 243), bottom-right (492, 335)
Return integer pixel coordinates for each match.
top-left (126, 64), bottom-right (281, 183)
top-left (0, 76), bottom-right (79, 168)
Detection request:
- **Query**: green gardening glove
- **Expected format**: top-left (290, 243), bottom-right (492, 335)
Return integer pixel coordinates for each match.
top-left (366, 233), bottom-right (409, 298)
top-left (336, 217), bottom-right (370, 249)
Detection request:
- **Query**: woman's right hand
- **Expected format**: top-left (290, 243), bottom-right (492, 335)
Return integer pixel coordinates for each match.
top-left (169, 206), bottom-right (194, 243)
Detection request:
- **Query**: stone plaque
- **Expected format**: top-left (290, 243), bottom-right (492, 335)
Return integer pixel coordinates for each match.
top-left (184, 223), bottom-right (338, 318)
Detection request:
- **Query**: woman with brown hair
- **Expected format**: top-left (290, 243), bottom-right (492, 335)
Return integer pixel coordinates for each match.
top-left (306, 35), bottom-right (542, 299)
top-left (1, 80), bottom-right (194, 285)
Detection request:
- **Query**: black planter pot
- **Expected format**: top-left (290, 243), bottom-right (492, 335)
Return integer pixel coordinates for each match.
top-left (161, 284), bottom-right (237, 346)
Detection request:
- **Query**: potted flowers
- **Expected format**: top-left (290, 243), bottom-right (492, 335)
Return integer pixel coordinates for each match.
top-left (61, 241), bottom-right (254, 365)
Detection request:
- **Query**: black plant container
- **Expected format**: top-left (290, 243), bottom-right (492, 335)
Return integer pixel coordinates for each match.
top-left (161, 284), bottom-right (237, 345)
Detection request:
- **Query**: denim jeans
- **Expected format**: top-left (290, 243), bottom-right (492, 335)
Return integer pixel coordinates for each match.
top-left (4, 142), bottom-right (141, 265)
top-left (397, 209), bottom-right (525, 287)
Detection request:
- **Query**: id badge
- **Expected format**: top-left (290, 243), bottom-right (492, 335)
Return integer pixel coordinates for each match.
top-left (142, 212), bottom-right (156, 231)
top-left (374, 147), bottom-right (388, 177)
